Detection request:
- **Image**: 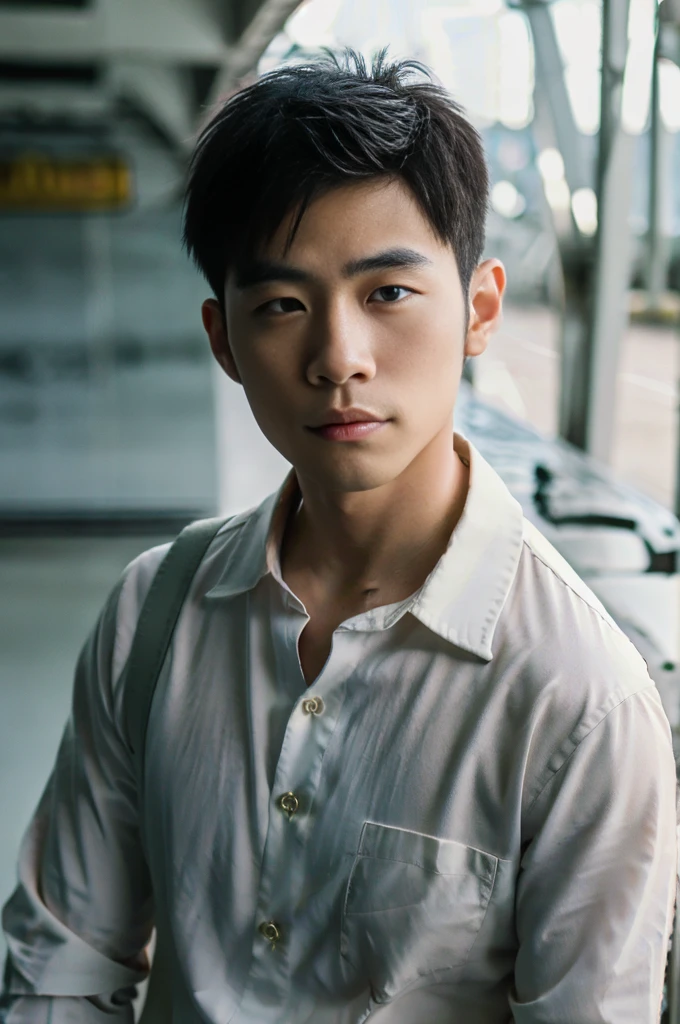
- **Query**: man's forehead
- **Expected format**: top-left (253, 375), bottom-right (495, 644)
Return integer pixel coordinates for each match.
top-left (226, 177), bottom-right (457, 290)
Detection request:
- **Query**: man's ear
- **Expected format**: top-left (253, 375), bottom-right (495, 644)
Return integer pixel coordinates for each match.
top-left (202, 298), bottom-right (242, 384)
top-left (464, 259), bottom-right (506, 359)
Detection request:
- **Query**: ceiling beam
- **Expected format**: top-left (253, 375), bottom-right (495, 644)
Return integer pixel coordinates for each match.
top-left (204, 0), bottom-right (302, 112)
top-left (108, 62), bottom-right (195, 152)
top-left (0, 1), bottom-right (228, 64)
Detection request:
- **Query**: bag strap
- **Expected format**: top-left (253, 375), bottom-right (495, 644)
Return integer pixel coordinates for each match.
top-left (122, 516), bottom-right (229, 785)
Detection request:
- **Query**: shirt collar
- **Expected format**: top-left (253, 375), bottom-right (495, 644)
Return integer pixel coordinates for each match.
top-left (203, 471), bottom-right (298, 601)
top-left (205, 434), bottom-right (525, 661)
top-left (408, 434), bottom-right (525, 660)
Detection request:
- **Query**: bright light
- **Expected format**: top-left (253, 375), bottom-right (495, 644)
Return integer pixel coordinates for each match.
top-left (421, 5), bottom-right (534, 127)
top-left (491, 180), bottom-right (527, 218)
top-left (537, 147), bottom-right (571, 212)
top-left (496, 10), bottom-right (534, 130)
top-left (537, 148), bottom-right (565, 182)
top-left (551, 0), bottom-right (601, 134)
top-left (622, 0), bottom-right (655, 134)
top-left (659, 58), bottom-right (680, 132)
top-left (552, 0), bottom-right (655, 136)
top-left (552, 0), bottom-right (602, 68)
top-left (571, 187), bottom-right (598, 235)
top-left (286, 0), bottom-right (342, 47)
top-left (447, 0), bottom-right (505, 13)
top-left (564, 67), bottom-right (601, 135)
top-left (544, 178), bottom-right (572, 212)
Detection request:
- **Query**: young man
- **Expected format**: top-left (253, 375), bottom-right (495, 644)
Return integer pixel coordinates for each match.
top-left (1, 52), bottom-right (677, 1024)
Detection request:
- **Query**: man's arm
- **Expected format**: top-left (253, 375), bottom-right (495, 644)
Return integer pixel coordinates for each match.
top-left (511, 684), bottom-right (677, 1023)
top-left (1, 565), bottom-right (158, 1023)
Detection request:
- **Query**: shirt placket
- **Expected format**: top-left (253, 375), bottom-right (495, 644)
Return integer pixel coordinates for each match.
top-left (235, 613), bottom-right (350, 1021)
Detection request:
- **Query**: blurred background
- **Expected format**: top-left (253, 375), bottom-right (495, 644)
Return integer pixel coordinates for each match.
top-left (1, 0), bottom-right (680, 977)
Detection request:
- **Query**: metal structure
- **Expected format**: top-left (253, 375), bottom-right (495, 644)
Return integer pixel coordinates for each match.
top-left (0, 0), bottom-right (302, 152)
top-left (647, 0), bottom-right (680, 311)
top-left (585, 0), bottom-right (635, 462)
top-left (515, 0), bottom-right (635, 464)
top-left (652, 0), bottom-right (680, 526)
top-left (519, 0), bottom-right (680, 526)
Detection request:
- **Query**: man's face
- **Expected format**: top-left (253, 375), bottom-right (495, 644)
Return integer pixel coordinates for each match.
top-left (204, 177), bottom-right (503, 495)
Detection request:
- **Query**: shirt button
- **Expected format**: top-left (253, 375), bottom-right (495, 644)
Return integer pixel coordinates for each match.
top-left (302, 696), bottom-right (324, 715)
top-left (278, 791), bottom-right (300, 818)
top-left (259, 920), bottom-right (281, 949)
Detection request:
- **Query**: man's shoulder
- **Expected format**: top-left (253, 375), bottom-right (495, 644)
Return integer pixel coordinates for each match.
top-left (503, 516), bottom-right (652, 709)
top-left (122, 505), bottom-right (260, 597)
top-left (502, 519), bottom-right (666, 812)
top-left (110, 505), bottom-right (261, 682)
top-left (519, 517), bottom-right (618, 628)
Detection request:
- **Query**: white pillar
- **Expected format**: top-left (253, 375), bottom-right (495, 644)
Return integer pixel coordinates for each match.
top-left (211, 363), bottom-right (289, 516)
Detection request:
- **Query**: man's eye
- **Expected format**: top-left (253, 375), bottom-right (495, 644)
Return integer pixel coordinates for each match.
top-left (257, 297), bottom-right (305, 314)
top-left (370, 286), bottom-right (412, 304)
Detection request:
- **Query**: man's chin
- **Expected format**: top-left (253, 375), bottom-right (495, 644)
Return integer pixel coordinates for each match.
top-left (297, 457), bottom-right (411, 496)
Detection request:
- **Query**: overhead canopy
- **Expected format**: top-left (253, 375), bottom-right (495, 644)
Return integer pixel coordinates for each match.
top-left (0, 0), bottom-right (304, 150)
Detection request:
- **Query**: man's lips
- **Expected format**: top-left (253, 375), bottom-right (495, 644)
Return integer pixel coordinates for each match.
top-left (308, 420), bottom-right (387, 441)
top-left (309, 408), bottom-right (385, 426)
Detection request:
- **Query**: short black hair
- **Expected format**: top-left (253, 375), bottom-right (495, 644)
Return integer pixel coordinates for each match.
top-left (183, 49), bottom-right (489, 300)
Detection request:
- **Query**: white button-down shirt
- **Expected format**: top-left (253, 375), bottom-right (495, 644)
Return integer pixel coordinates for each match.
top-left (2, 435), bottom-right (677, 1024)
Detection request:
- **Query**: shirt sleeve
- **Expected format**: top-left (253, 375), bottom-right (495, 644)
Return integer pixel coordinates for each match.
top-left (511, 684), bottom-right (677, 1024)
top-left (1, 569), bottom-right (155, 1023)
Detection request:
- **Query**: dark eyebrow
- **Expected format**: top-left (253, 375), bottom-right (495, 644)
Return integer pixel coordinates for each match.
top-left (342, 247), bottom-right (433, 277)
top-left (235, 260), bottom-right (311, 289)
top-left (235, 247), bottom-right (433, 290)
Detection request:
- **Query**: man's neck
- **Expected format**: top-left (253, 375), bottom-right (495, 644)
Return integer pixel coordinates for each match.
top-left (280, 427), bottom-right (469, 611)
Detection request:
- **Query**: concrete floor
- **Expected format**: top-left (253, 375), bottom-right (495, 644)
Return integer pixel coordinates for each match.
top-left (0, 535), bottom-right (172, 963)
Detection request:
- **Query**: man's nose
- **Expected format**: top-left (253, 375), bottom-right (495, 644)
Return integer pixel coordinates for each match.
top-left (305, 302), bottom-right (377, 387)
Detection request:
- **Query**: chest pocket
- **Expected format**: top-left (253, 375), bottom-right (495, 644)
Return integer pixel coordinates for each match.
top-left (340, 821), bottom-right (498, 1004)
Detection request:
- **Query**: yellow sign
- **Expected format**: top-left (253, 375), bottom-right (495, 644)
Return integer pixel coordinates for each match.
top-left (0, 154), bottom-right (132, 211)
